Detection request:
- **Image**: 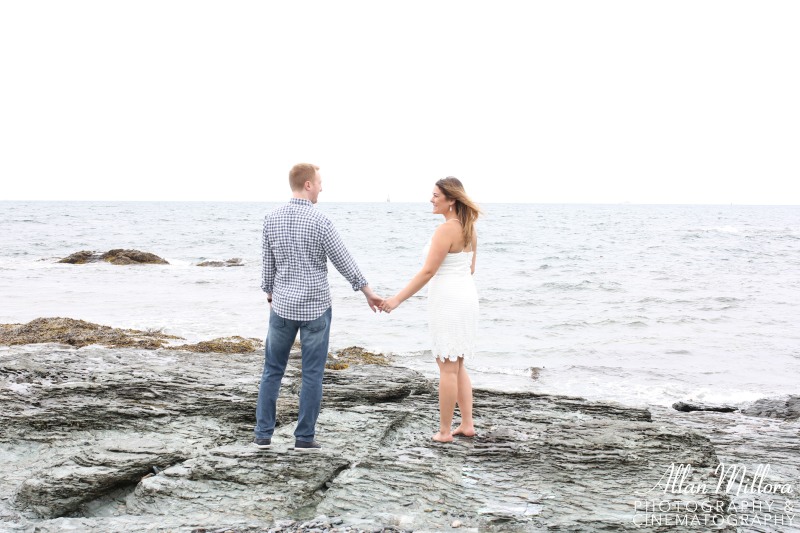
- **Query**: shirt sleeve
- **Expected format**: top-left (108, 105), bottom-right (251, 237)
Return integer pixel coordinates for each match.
top-left (322, 221), bottom-right (368, 291)
top-left (261, 218), bottom-right (275, 293)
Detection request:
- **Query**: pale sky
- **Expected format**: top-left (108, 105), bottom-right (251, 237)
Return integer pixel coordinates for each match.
top-left (1, 1), bottom-right (798, 204)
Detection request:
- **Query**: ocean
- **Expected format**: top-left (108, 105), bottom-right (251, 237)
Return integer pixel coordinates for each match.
top-left (1, 201), bottom-right (798, 409)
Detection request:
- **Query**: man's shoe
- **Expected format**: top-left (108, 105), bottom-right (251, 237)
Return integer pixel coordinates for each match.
top-left (252, 437), bottom-right (272, 448)
top-left (293, 439), bottom-right (321, 452)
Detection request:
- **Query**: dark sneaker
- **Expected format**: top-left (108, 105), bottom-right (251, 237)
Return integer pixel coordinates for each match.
top-left (294, 439), bottom-right (321, 452)
top-left (252, 437), bottom-right (272, 448)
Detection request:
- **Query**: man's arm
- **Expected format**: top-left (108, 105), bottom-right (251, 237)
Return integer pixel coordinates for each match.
top-left (322, 222), bottom-right (367, 290)
top-left (322, 222), bottom-right (382, 311)
top-left (261, 220), bottom-right (275, 300)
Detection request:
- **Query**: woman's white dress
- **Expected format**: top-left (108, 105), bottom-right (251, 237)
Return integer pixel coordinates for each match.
top-left (424, 240), bottom-right (479, 361)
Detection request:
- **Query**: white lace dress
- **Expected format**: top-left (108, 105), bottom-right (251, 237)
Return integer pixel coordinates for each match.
top-left (424, 239), bottom-right (479, 362)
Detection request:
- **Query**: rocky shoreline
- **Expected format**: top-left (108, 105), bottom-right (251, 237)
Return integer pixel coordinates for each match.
top-left (1, 320), bottom-right (798, 532)
top-left (56, 249), bottom-right (246, 268)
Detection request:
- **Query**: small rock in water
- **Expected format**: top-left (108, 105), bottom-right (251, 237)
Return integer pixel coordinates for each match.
top-left (672, 401), bottom-right (737, 413)
top-left (197, 258), bottom-right (243, 267)
top-left (58, 249), bottom-right (169, 265)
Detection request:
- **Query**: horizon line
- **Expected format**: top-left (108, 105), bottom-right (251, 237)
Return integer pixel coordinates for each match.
top-left (1, 199), bottom-right (799, 207)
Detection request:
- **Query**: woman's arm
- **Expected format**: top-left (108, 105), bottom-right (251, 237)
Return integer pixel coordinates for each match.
top-left (381, 225), bottom-right (452, 312)
top-left (470, 231), bottom-right (478, 275)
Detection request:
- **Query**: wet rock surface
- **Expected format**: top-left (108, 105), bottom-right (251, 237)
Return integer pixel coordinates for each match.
top-left (1, 341), bottom-right (796, 531)
top-left (650, 406), bottom-right (800, 533)
top-left (58, 249), bottom-right (169, 265)
top-left (741, 395), bottom-right (800, 421)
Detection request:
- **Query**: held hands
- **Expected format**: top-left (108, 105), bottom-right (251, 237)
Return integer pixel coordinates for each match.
top-left (361, 285), bottom-right (401, 314)
top-left (380, 296), bottom-right (401, 313)
top-left (366, 293), bottom-right (384, 313)
top-left (361, 285), bottom-right (384, 313)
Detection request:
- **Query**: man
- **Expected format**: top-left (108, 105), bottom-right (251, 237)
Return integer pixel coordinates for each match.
top-left (254, 163), bottom-right (382, 451)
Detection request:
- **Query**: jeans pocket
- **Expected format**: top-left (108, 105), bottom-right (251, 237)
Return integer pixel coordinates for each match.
top-left (269, 310), bottom-right (286, 329)
top-left (305, 311), bottom-right (329, 333)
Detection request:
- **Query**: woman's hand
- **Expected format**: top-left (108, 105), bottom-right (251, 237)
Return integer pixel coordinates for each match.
top-left (380, 296), bottom-right (401, 313)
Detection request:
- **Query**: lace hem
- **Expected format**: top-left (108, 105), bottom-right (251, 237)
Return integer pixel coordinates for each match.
top-left (431, 341), bottom-right (474, 362)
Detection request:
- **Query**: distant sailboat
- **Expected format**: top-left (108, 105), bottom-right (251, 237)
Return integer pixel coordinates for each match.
top-left (386, 194), bottom-right (390, 203)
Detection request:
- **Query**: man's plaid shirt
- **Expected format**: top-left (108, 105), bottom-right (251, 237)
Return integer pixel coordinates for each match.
top-left (261, 198), bottom-right (368, 321)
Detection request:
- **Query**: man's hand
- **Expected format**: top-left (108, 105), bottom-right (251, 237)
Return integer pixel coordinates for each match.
top-left (366, 293), bottom-right (383, 312)
top-left (360, 285), bottom-right (383, 313)
top-left (267, 293), bottom-right (273, 307)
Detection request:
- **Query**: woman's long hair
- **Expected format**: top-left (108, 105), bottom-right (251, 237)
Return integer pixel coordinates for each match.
top-left (435, 177), bottom-right (481, 247)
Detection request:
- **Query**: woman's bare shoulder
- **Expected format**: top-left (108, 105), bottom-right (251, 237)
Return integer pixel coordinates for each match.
top-left (434, 221), bottom-right (461, 234)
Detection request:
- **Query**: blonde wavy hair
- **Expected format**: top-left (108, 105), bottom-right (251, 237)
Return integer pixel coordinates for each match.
top-left (435, 177), bottom-right (481, 247)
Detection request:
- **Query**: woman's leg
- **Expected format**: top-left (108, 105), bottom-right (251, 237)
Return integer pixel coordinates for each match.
top-left (453, 358), bottom-right (476, 436)
top-left (433, 357), bottom-right (460, 442)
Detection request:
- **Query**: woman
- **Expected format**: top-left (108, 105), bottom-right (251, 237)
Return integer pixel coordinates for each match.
top-left (380, 177), bottom-right (481, 443)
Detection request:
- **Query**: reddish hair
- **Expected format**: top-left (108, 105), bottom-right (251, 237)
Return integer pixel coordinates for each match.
top-left (289, 163), bottom-right (319, 191)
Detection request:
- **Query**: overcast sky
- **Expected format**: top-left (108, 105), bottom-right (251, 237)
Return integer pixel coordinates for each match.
top-left (1, 1), bottom-right (798, 204)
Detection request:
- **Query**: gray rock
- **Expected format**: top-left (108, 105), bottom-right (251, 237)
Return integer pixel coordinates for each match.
top-left (0, 343), bottom-right (747, 531)
top-left (741, 395), bottom-right (800, 421)
top-left (650, 404), bottom-right (800, 533)
top-left (197, 258), bottom-right (244, 267)
top-left (673, 401), bottom-right (738, 413)
top-left (57, 249), bottom-right (169, 265)
top-left (14, 436), bottom-right (187, 518)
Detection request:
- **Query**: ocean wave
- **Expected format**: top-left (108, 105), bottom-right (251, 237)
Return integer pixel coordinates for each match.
top-left (543, 320), bottom-right (590, 330)
top-left (7, 219), bottom-right (47, 224)
top-left (709, 226), bottom-right (740, 234)
top-left (540, 280), bottom-right (623, 292)
top-left (540, 281), bottom-right (594, 291)
top-left (712, 296), bottom-right (742, 303)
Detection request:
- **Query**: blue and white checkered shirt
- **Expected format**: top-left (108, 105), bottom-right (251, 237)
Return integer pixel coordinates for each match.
top-left (261, 198), bottom-right (368, 321)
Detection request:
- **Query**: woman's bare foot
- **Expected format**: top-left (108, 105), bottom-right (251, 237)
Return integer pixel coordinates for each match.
top-left (452, 425), bottom-right (476, 437)
top-left (432, 431), bottom-right (454, 443)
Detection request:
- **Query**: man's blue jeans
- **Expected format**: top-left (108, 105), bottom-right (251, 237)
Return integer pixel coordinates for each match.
top-left (255, 307), bottom-right (331, 442)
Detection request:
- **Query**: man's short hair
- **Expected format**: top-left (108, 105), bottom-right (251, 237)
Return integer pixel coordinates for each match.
top-left (289, 163), bottom-right (320, 191)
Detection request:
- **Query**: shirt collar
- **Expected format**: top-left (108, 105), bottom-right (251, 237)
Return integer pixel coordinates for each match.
top-left (289, 198), bottom-right (313, 206)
